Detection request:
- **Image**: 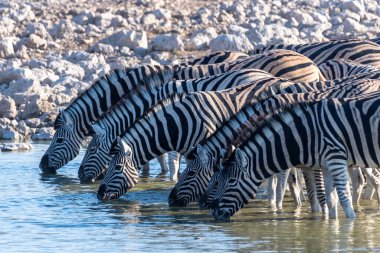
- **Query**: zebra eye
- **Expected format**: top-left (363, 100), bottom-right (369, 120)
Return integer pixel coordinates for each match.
top-left (228, 178), bottom-right (237, 185)
top-left (187, 170), bottom-right (196, 177)
top-left (56, 138), bottom-right (64, 143)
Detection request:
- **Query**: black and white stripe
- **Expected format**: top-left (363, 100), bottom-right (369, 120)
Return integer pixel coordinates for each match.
top-left (210, 91), bottom-right (380, 221)
top-left (39, 51), bottom-right (247, 174)
top-left (168, 78), bottom-right (380, 208)
top-left (80, 49), bottom-right (323, 183)
top-left (254, 39), bottom-right (380, 68)
top-left (96, 76), bottom-right (307, 200)
top-left (319, 59), bottom-right (378, 80)
top-left (79, 68), bottom-right (272, 183)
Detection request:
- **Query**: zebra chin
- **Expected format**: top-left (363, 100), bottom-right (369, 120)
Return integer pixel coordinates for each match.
top-left (97, 184), bottom-right (120, 201)
top-left (211, 208), bottom-right (231, 222)
top-left (197, 195), bottom-right (209, 209)
top-left (39, 155), bottom-right (58, 174)
top-left (168, 188), bottom-right (189, 207)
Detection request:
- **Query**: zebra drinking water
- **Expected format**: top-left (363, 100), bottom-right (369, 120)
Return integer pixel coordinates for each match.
top-left (79, 49), bottom-right (322, 183)
top-left (38, 51), bottom-right (249, 174)
top-left (210, 91), bottom-right (380, 221)
top-left (168, 78), bottom-right (380, 209)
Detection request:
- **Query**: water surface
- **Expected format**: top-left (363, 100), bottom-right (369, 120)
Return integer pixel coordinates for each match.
top-left (1, 143), bottom-right (380, 252)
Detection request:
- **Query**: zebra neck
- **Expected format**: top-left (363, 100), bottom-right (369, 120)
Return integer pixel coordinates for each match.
top-left (64, 66), bottom-right (173, 135)
top-left (244, 109), bottom-right (314, 181)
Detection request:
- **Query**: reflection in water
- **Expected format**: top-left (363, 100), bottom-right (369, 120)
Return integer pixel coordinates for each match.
top-left (1, 144), bottom-right (380, 252)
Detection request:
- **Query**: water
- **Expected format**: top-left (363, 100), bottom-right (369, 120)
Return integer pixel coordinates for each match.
top-left (1, 143), bottom-right (380, 253)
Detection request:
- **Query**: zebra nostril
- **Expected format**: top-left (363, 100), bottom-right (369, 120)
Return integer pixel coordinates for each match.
top-left (39, 155), bottom-right (49, 171)
top-left (168, 188), bottom-right (177, 205)
top-left (97, 184), bottom-right (108, 200)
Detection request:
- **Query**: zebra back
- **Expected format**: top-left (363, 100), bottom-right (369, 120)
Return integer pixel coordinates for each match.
top-left (319, 59), bottom-right (379, 80)
top-left (253, 39), bottom-right (380, 67)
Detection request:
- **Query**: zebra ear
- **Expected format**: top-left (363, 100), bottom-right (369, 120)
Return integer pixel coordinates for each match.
top-left (109, 137), bottom-right (121, 156)
top-left (236, 148), bottom-right (248, 169)
top-left (116, 136), bottom-right (132, 156)
top-left (53, 110), bottom-right (66, 130)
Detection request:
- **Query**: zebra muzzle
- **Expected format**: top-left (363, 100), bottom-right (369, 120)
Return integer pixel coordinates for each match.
top-left (39, 155), bottom-right (57, 174)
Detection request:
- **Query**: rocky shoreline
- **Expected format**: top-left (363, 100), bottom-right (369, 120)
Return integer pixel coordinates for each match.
top-left (0, 0), bottom-right (379, 145)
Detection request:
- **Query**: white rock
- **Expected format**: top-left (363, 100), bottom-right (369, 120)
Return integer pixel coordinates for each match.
top-left (24, 118), bottom-right (42, 128)
top-left (311, 12), bottom-right (330, 24)
top-left (0, 17), bottom-right (16, 36)
top-left (1, 128), bottom-right (21, 141)
top-left (31, 127), bottom-right (55, 140)
top-left (23, 22), bottom-right (49, 38)
top-left (90, 43), bottom-right (115, 54)
top-left (1, 143), bottom-right (33, 152)
top-left (20, 99), bottom-right (54, 119)
top-left (25, 34), bottom-right (47, 49)
top-left (64, 50), bottom-right (100, 64)
top-left (94, 12), bottom-right (120, 27)
top-left (10, 5), bottom-right (35, 22)
top-left (0, 38), bottom-right (14, 58)
top-left (73, 11), bottom-right (95, 25)
top-left (209, 34), bottom-right (253, 52)
top-left (97, 30), bottom-right (148, 49)
top-left (150, 34), bottom-right (184, 51)
top-left (31, 68), bottom-right (59, 85)
top-left (340, 0), bottom-right (365, 17)
top-left (0, 67), bottom-right (35, 84)
top-left (291, 10), bottom-right (316, 27)
top-left (5, 78), bottom-right (41, 95)
top-left (49, 19), bottom-right (75, 39)
top-left (48, 59), bottom-right (85, 80)
top-left (184, 28), bottom-right (217, 51)
top-left (141, 13), bottom-right (158, 26)
top-left (343, 17), bottom-right (365, 33)
top-left (0, 95), bottom-right (17, 119)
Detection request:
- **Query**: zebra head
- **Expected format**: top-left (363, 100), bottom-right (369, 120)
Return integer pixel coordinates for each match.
top-left (79, 124), bottom-right (113, 183)
top-left (169, 145), bottom-right (216, 207)
top-left (39, 110), bottom-right (81, 173)
top-left (198, 148), bottom-right (228, 209)
top-left (97, 137), bottom-right (139, 201)
top-left (210, 148), bottom-right (255, 222)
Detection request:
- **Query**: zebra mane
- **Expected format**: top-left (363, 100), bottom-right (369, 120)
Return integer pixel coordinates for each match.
top-left (123, 92), bottom-right (186, 137)
top-left (222, 99), bottom-right (315, 162)
top-left (65, 65), bottom-right (175, 113)
top-left (95, 68), bottom-right (175, 127)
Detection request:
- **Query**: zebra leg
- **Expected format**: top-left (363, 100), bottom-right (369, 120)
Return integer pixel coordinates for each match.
top-left (362, 168), bottom-right (380, 207)
top-left (156, 153), bottom-right (168, 173)
top-left (325, 160), bottom-right (356, 219)
top-left (313, 168), bottom-right (328, 214)
top-left (348, 166), bottom-right (365, 205)
top-left (302, 169), bottom-right (322, 212)
top-left (275, 169), bottom-right (290, 209)
top-left (287, 168), bottom-right (302, 208)
top-left (322, 169), bottom-right (339, 218)
top-left (168, 151), bottom-right (181, 182)
top-left (297, 168), bottom-right (306, 202)
top-left (267, 175), bottom-right (277, 210)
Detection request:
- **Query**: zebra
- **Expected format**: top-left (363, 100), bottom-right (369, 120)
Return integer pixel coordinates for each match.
top-left (78, 68), bottom-right (273, 183)
top-left (79, 49), bottom-right (323, 183)
top-left (253, 38), bottom-right (380, 68)
top-left (38, 51), bottom-right (249, 174)
top-left (319, 59), bottom-right (378, 80)
top-left (370, 37), bottom-right (380, 45)
top-left (210, 91), bottom-right (380, 221)
top-left (168, 78), bottom-right (380, 208)
top-left (95, 75), bottom-right (309, 200)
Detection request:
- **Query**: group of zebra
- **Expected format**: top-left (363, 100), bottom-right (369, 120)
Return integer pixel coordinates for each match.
top-left (40, 37), bottom-right (380, 221)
